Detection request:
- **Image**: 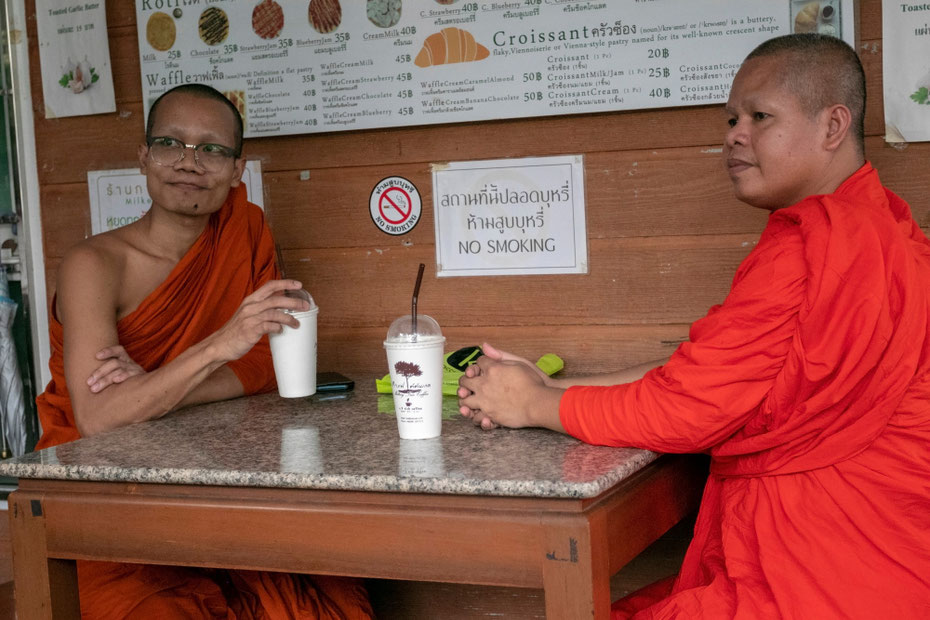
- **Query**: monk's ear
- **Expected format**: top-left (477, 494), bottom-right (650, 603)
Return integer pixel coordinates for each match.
top-left (229, 157), bottom-right (245, 188)
top-left (822, 104), bottom-right (852, 152)
top-left (138, 143), bottom-right (149, 174)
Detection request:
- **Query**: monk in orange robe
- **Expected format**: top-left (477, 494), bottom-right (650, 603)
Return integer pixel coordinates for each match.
top-left (35, 84), bottom-right (372, 618)
top-left (459, 34), bottom-right (930, 618)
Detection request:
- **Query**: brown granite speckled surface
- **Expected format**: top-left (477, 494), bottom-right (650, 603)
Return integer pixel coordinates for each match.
top-left (0, 380), bottom-right (657, 498)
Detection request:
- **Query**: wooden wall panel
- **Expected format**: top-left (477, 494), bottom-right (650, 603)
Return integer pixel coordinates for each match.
top-left (267, 147), bottom-right (773, 248)
top-left (285, 237), bottom-right (754, 329)
top-left (27, 0), bottom-right (926, 379)
top-left (43, 133), bottom-right (930, 267)
top-left (320, 325), bottom-right (690, 377)
top-left (40, 183), bottom-right (92, 258)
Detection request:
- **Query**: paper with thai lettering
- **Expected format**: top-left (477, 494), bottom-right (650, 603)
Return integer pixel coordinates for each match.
top-left (883, 0), bottom-right (930, 142)
top-left (432, 155), bottom-right (586, 277)
top-left (135, 0), bottom-right (856, 138)
top-left (36, 0), bottom-right (115, 118)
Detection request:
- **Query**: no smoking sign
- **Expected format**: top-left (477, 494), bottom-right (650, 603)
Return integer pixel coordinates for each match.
top-left (369, 176), bottom-right (422, 236)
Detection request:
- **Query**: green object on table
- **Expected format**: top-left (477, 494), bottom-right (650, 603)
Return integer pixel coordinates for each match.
top-left (376, 346), bottom-right (564, 396)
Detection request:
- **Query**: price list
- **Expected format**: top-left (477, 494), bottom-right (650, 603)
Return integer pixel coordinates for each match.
top-left (136, 0), bottom-right (855, 138)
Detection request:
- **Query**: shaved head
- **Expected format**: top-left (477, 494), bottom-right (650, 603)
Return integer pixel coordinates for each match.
top-left (745, 34), bottom-right (865, 155)
top-left (146, 84), bottom-right (243, 157)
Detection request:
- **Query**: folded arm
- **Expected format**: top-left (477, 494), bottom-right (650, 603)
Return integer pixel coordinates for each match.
top-left (86, 344), bottom-right (243, 408)
top-left (58, 245), bottom-right (304, 437)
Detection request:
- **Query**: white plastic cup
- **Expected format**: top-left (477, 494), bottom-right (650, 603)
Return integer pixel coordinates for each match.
top-left (384, 335), bottom-right (445, 439)
top-left (398, 437), bottom-right (445, 477)
top-left (269, 293), bottom-right (318, 398)
top-left (280, 427), bottom-right (323, 474)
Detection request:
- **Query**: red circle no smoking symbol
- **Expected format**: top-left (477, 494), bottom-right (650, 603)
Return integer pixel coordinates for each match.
top-left (379, 187), bottom-right (412, 225)
top-left (370, 176), bottom-right (422, 236)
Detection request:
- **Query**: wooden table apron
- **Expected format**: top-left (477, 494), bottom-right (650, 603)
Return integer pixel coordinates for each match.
top-left (9, 454), bottom-right (701, 619)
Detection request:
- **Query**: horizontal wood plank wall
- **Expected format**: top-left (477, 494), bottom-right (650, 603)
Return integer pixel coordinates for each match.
top-left (25, 0), bottom-right (928, 377)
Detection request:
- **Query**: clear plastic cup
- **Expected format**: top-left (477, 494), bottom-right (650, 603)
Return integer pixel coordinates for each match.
top-left (383, 315), bottom-right (445, 439)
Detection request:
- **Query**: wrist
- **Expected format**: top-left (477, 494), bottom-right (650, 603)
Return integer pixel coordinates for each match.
top-left (547, 376), bottom-right (572, 389)
top-left (197, 335), bottom-right (230, 369)
top-left (528, 385), bottom-right (566, 433)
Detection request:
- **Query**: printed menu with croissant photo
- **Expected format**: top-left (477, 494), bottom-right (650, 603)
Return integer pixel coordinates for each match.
top-left (791, 0), bottom-right (842, 38)
top-left (135, 0), bottom-right (856, 138)
top-left (881, 0), bottom-right (930, 142)
top-left (37, 0), bottom-right (116, 118)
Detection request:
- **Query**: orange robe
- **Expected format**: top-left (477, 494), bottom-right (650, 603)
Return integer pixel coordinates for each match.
top-left (561, 164), bottom-right (930, 618)
top-left (35, 184), bottom-right (373, 619)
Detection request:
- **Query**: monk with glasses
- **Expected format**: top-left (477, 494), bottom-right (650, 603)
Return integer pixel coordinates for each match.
top-left (35, 84), bottom-right (373, 619)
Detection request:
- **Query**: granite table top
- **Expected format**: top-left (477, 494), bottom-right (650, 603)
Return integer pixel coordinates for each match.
top-left (0, 379), bottom-right (657, 499)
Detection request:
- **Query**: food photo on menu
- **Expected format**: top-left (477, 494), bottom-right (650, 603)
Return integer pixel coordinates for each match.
top-left (792, 0), bottom-right (841, 38)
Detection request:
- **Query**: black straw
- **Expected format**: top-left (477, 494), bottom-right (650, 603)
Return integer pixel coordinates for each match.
top-left (275, 243), bottom-right (287, 278)
top-left (411, 263), bottom-right (425, 336)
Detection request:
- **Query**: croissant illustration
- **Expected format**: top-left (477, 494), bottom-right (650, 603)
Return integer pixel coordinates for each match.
top-left (414, 27), bottom-right (490, 68)
top-left (794, 2), bottom-right (819, 33)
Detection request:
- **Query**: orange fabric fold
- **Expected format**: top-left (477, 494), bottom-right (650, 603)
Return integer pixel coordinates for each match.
top-left (78, 562), bottom-right (373, 619)
top-left (36, 183), bottom-right (277, 450)
top-left (34, 185), bottom-right (374, 619)
top-left (560, 164), bottom-right (930, 618)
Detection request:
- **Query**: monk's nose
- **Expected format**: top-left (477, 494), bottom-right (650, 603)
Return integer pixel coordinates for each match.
top-left (175, 146), bottom-right (203, 172)
top-left (725, 122), bottom-right (747, 148)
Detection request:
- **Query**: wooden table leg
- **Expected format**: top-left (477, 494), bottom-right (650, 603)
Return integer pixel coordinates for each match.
top-left (542, 513), bottom-right (611, 619)
top-left (9, 491), bottom-right (80, 619)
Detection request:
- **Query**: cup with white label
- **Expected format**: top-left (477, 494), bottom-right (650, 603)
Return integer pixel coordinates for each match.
top-left (383, 314), bottom-right (445, 439)
top-left (269, 289), bottom-right (318, 398)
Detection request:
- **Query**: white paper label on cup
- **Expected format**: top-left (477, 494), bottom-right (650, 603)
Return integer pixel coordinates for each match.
top-left (384, 337), bottom-right (445, 439)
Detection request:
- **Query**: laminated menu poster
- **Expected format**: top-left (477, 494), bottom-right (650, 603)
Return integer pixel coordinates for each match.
top-left (882, 0), bottom-right (930, 142)
top-left (135, 0), bottom-right (855, 138)
top-left (37, 0), bottom-right (116, 118)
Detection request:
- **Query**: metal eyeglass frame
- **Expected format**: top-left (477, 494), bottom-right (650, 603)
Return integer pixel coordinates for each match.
top-left (147, 136), bottom-right (238, 171)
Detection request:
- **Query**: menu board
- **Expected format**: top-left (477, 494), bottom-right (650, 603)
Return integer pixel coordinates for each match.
top-left (135, 0), bottom-right (856, 138)
top-left (882, 0), bottom-right (930, 142)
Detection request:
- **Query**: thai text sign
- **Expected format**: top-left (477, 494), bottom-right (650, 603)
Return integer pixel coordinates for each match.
top-left (135, 1), bottom-right (855, 138)
top-left (432, 155), bottom-right (586, 277)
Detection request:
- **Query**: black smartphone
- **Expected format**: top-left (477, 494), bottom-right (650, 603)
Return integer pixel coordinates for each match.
top-left (316, 372), bottom-right (355, 392)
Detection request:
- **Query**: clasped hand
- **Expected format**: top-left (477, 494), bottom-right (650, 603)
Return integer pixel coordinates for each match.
top-left (457, 343), bottom-right (560, 430)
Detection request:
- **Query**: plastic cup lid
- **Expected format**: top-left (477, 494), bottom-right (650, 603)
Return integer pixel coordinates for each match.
top-left (283, 289), bottom-right (317, 314)
top-left (386, 314), bottom-right (442, 342)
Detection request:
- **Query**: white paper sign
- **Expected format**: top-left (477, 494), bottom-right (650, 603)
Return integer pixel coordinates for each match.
top-left (87, 161), bottom-right (265, 235)
top-left (36, 0), bottom-right (115, 118)
top-left (883, 1), bottom-right (930, 142)
top-left (432, 155), bottom-right (586, 277)
top-left (135, 1), bottom-right (855, 138)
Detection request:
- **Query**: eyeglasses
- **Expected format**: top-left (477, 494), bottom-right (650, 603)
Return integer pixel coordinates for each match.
top-left (147, 136), bottom-right (237, 172)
